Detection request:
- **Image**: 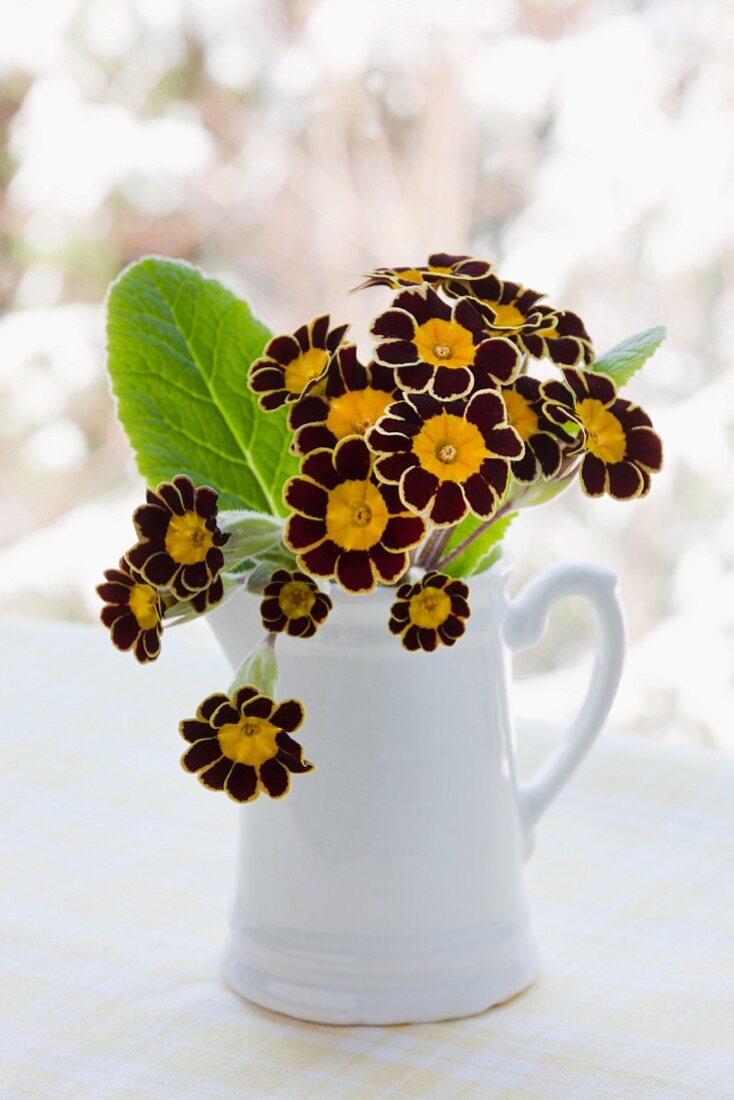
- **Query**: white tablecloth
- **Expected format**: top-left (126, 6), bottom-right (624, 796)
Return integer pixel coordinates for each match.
top-left (2, 617), bottom-right (733, 1099)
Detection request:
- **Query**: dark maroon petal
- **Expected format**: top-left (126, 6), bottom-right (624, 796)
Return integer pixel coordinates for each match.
top-left (97, 582), bottom-right (131, 606)
top-left (110, 614), bottom-right (139, 651)
top-left (608, 461), bottom-right (644, 500)
top-left (278, 749), bottom-right (314, 775)
top-left (542, 379), bottom-right (575, 409)
top-left (193, 485), bottom-right (217, 519)
top-left (374, 452), bottom-right (416, 483)
top-left (334, 436), bottom-right (371, 481)
top-left (445, 578), bottom-right (469, 598)
top-left (466, 389), bottom-right (505, 430)
top-left (157, 481), bottom-right (186, 516)
top-left (242, 695), bottom-right (275, 719)
top-left (382, 513), bottom-right (426, 550)
top-left (616, 401), bottom-right (652, 430)
top-left (204, 547), bottom-right (225, 580)
top-left (370, 545), bottom-right (408, 583)
top-left (285, 514), bottom-right (327, 552)
top-left (625, 427), bottom-right (662, 471)
top-left (438, 616), bottom-right (466, 643)
top-left (370, 308), bottom-right (416, 341)
top-left (580, 454), bottom-right (608, 497)
top-left (179, 561), bottom-right (209, 593)
top-left (532, 433), bottom-right (562, 478)
top-left (259, 757), bottom-right (290, 798)
top-left (272, 699), bottom-right (305, 733)
top-left (250, 365), bottom-right (287, 393)
top-left (583, 372), bottom-right (617, 404)
top-left (429, 482), bottom-right (468, 526)
top-left (294, 425), bottom-right (335, 455)
top-left (284, 478), bottom-right (328, 518)
top-left (463, 474), bottom-right (497, 518)
top-left (210, 703), bottom-right (240, 728)
top-left (395, 362), bottom-right (433, 392)
top-left (300, 449), bottom-right (339, 490)
top-left (288, 393), bottom-right (329, 430)
top-left (100, 604), bottom-right (128, 627)
top-left (274, 729), bottom-right (305, 760)
top-left (198, 693), bottom-right (229, 720)
top-left (475, 338), bottom-right (520, 384)
top-left (266, 333), bottom-right (300, 364)
top-left (260, 596), bottom-right (283, 621)
top-left (430, 366), bottom-right (473, 400)
top-left (452, 298), bottom-right (486, 338)
top-left (225, 764), bottom-right (259, 803)
top-left (310, 314), bottom-right (329, 347)
top-left (418, 628), bottom-right (439, 652)
top-left (233, 686), bottom-right (259, 710)
top-left (479, 458), bottom-right (510, 497)
top-left (287, 614), bottom-right (315, 638)
top-left (400, 466), bottom-right (438, 510)
top-left (180, 718), bottom-right (213, 744)
top-left (487, 426), bottom-right (524, 459)
top-left (140, 551), bottom-right (176, 587)
top-left (375, 339), bottom-right (420, 366)
top-left (368, 427), bottom-right (415, 454)
top-left (300, 539), bottom-right (341, 577)
top-left (511, 449), bottom-right (539, 483)
top-left (182, 738), bottom-right (223, 773)
top-left (199, 757), bottom-right (233, 791)
top-left (449, 595), bottom-right (471, 619)
top-left (336, 550), bottom-right (376, 592)
top-left (169, 476), bottom-right (194, 512)
top-left (396, 286), bottom-right (449, 323)
top-left (140, 629), bottom-right (161, 662)
top-left (402, 624), bottom-right (421, 651)
top-left (133, 503), bottom-right (169, 540)
top-left (547, 338), bottom-right (585, 366)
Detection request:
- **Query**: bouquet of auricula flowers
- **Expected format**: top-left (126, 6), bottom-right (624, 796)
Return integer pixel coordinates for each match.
top-left (99, 254), bottom-right (663, 806)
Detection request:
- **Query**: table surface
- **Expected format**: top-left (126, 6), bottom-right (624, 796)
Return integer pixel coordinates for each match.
top-left (2, 617), bottom-right (733, 1100)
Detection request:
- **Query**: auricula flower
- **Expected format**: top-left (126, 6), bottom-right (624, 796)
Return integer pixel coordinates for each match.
top-left (388, 572), bottom-right (471, 652)
top-left (97, 558), bottom-right (165, 663)
top-left (501, 376), bottom-right (568, 483)
top-left (289, 343), bottom-right (396, 455)
top-left (180, 686), bottom-right (313, 803)
top-left (259, 568), bottom-right (332, 638)
top-left (352, 253), bottom-right (493, 292)
top-left (444, 273), bottom-right (594, 366)
top-left (283, 436), bottom-right (426, 593)
top-left (248, 315), bottom-right (349, 411)
top-left (367, 390), bottom-right (523, 526)
top-left (126, 475), bottom-right (229, 602)
top-left (371, 286), bottom-right (520, 400)
top-left (542, 368), bottom-right (663, 499)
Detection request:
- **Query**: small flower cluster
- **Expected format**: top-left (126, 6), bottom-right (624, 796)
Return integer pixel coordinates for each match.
top-left (100, 252), bottom-right (663, 808)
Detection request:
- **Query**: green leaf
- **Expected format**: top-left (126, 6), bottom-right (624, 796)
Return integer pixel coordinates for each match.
top-left (230, 637), bottom-right (279, 697)
top-left (106, 257), bottom-right (298, 515)
top-left (440, 511), bottom-right (517, 579)
top-left (591, 325), bottom-right (666, 387)
top-left (219, 511), bottom-right (286, 564)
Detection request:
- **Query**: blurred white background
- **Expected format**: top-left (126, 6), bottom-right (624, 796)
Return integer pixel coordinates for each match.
top-left (1, 0), bottom-right (732, 749)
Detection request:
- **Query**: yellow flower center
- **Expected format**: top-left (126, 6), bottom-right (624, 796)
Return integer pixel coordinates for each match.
top-left (284, 347), bottom-right (329, 394)
top-left (575, 398), bottom-right (626, 463)
top-left (128, 582), bottom-right (160, 630)
top-left (503, 388), bottom-right (539, 441)
top-left (409, 586), bottom-right (452, 629)
top-left (325, 479), bottom-right (388, 551)
top-left (218, 716), bottom-right (279, 767)
top-left (278, 580), bottom-right (316, 619)
top-left (325, 387), bottom-right (394, 441)
top-left (412, 412), bottom-right (490, 482)
top-left (485, 300), bottom-right (526, 330)
top-left (165, 511), bottom-right (214, 565)
top-left (413, 318), bottom-right (476, 368)
top-left (397, 268), bottom-right (426, 284)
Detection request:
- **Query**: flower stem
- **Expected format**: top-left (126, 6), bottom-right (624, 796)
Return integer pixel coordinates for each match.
top-left (436, 498), bottom-right (518, 571)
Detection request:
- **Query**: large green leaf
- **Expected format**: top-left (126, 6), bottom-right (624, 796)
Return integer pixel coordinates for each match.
top-left (591, 325), bottom-right (666, 387)
top-left (441, 511), bottom-right (516, 579)
top-left (106, 257), bottom-right (297, 515)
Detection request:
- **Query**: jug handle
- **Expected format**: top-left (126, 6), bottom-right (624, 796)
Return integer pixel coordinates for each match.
top-left (503, 562), bottom-right (625, 851)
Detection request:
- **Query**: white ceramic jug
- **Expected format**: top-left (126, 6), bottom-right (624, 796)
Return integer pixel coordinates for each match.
top-left (209, 562), bottom-right (624, 1025)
